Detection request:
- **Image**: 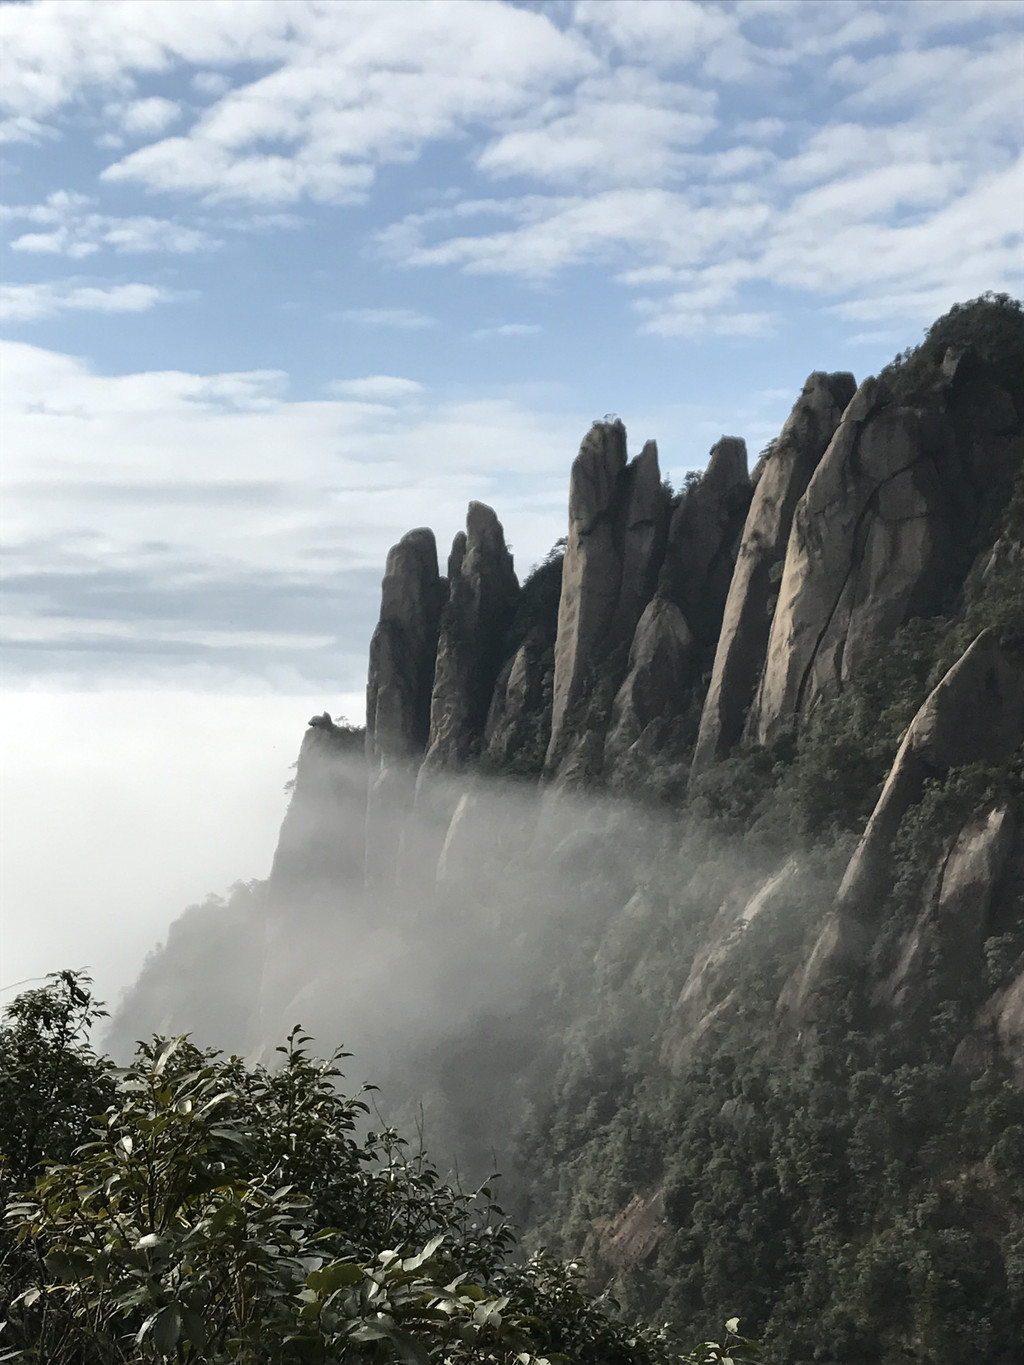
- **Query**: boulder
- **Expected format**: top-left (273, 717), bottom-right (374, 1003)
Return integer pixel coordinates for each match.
top-left (604, 597), bottom-right (696, 772)
top-left (691, 373), bottom-right (856, 774)
top-left (658, 436), bottom-right (751, 647)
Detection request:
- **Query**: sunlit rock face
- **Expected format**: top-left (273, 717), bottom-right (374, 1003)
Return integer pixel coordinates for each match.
top-left (545, 424), bottom-right (670, 779)
top-left (691, 371), bottom-right (856, 775)
top-left (747, 355), bottom-right (1021, 747)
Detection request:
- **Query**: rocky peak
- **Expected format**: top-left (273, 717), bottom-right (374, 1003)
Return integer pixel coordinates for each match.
top-left (691, 372), bottom-right (856, 774)
top-left (422, 501), bottom-right (519, 773)
top-left (366, 528), bottom-right (445, 765)
top-left (544, 422), bottom-right (670, 777)
top-left (745, 377), bottom-right (948, 744)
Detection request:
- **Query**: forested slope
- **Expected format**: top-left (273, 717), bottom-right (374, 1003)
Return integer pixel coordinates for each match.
top-left (104, 295), bottom-right (1024, 1363)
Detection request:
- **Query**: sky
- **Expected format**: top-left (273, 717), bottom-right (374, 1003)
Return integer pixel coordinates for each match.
top-left (1, 0), bottom-right (1022, 1009)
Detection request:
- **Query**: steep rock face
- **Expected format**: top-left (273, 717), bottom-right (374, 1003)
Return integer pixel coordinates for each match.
top-left (782, 631), bottom-right (1024, 1013)
top-left (422, 502), bottom-right (519, 773)
top-left (747, 380), bottom-right (948, 743)
top-left (691, 373), bottom-right (856, 774)
top-left (366, 529), bottom-right (445, 764)
top-left (262, 715), bottom-right (367, 1036)
top-left (603, 597), bottom-right (696, 775)
top-left (658, 436), bottom-right (751, 647)
top-left (269, 716), bottom-right (368, 896)
top-left (545, 425), bottom-right (669, 776)
top-left (608, 440), bottom-right (670, 644)
top-left (881, 804), bottom-right (1016, 1016)
top-left (365, 529), bottom-right (445, 888)
top-left (485, 640), bottom-right (552, 770)
top-left (838, 630), bottom-right (1023, 916)
top-left (747, 360), bottom-right (1020, 745)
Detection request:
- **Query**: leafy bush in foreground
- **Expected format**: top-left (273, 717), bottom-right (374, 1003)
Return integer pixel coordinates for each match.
top-left (0, 972), bottom-right (754, 1365)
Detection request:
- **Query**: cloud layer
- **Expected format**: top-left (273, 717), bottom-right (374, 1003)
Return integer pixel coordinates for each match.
top-left (0, 339), bottom-right (586, 687)
top-left (2, 1), bottom-right (1020, 335)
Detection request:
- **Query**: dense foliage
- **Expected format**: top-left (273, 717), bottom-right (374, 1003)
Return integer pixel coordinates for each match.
top-left (0, 973), bottom-right (754, 1365)
top-left (879, 291), bottom-right (1024, 412)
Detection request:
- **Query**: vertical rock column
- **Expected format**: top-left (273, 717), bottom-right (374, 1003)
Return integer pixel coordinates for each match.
top-left (691, 372), bottom-right (856, 775)
top-left (364, 528), bottom-right (445, 890)
top-left (414, 502), bottom-right (519, 875)
top-left (544, 424), bottom-right (669, 778)
top-left (421, 501), bottom-right (519, 773)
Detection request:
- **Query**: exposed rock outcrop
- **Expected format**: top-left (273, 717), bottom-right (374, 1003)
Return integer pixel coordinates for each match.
top-left (422, 502), bottom-right (519, 773)
top-left (782, 631), bottom-right (1024, 1014)
top-left (365, 529), bottom-right (445, 888)
top-left (604, 597), bottom-right (696, 776)
top-left (881, 804), bottom-right (1016, 1016)
top-left (366, 528), bottom-right (445, 765)
top-left (262, 715), bottom-right (368, 1035)
top-left (269, 717), bottom-right (368, 897)
top-left (746, 380), bottom-right (949, 743)
top-left (747, 358), bottom-right (1020, 746)
top-left (691, 373), bottom-right (856, 774)
top-left (485, 640), bottom-right (552, 771)
top-left (545, 425), bottom-right (669, 777)
top-left (837, 630), bottom-right (1023, 916)
top-left (658, 436), bottom-right (751, 648)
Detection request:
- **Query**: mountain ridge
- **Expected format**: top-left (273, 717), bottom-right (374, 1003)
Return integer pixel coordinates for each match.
top-left (108, 294), bottom-right (1024, 1362)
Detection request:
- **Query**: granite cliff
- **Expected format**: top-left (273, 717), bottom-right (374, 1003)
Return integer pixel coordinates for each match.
top-left (109, 295), bottom-right (1024, 1363)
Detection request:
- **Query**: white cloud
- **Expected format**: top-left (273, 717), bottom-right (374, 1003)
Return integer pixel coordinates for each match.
top-left (2, 189), bottom-right (218, 255)
top-left (574, 0), bottom-right (741, 68)
top-left (0, 340), bottom-right (582, 665)
top-left (478, 67), bottom-right (717, 189)
top-left (337, 307), bottom-right (437, 329)
top-left (119, 95), bottom-right (181, 135)
top-left (0, 113), bottom-right (54, 143)
top-left (327, 375), bottom-right (425, 401)
top-left (472, 323), bottom-right (542, 339)
top-left (0, 280), bottom-right (167, 322)
top-left (0, 0), bottom-right (595, 205)
top-left (1, 0), bottom-right (1019, 339)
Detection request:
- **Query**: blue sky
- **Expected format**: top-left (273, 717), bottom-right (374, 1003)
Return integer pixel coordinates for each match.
top-left (1, 0), bottom-right (1022, 1001)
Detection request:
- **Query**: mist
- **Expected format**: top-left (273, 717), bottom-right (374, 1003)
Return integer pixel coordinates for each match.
top-left (0, 688), bottom-right (362, 1012)
top-left (103, 731), bottom-right (822, 1194)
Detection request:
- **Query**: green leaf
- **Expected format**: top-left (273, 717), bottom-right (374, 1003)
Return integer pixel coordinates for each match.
top-left (152, 1303), bottom-right (182, 1355)
top-left (306, 1261), bottom-right (363, 1293)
